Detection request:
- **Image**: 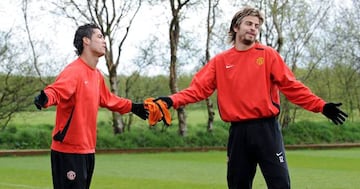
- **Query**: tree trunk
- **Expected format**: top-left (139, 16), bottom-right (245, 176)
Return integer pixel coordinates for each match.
top-left (204, 0), bottom-right (218, 132)
top-left (176, 106), bottom-right (187, 136)
top-left (279, 100), bottom-right (291, 128)
top-left (108, 60), bottom-right (125, 134)
top-left (169, 0), bottom-right (190, 136)
top-left (169, 51), bottom-right (187, 136)
top-left (112, 112), bottom-right (124, 134)
top-left (205, 98), bottom-right (215, 132)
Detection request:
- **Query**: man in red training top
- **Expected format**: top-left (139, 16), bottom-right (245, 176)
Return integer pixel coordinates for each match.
top-left (156, 6), bottom-right (348, 189)
top-left (34, 23), bottom-right (148, 189)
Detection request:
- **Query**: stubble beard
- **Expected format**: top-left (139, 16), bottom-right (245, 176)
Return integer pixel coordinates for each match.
top-left (241, 38), bottom-right (255, 46)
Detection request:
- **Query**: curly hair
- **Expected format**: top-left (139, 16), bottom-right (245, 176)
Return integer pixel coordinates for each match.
top-left (227, 6), bottom-right (264, 44)
top-left (73, 24), bottom-right (102, 56)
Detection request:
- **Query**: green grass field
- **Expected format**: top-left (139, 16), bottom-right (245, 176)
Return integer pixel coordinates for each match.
top-left (0, 148), bottom-right (359, 189)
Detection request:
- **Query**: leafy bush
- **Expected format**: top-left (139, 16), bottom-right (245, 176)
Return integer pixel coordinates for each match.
top-left (282, 121), bottom-right (360, 144)
top-left (0, 124), bottom-right (52, 149)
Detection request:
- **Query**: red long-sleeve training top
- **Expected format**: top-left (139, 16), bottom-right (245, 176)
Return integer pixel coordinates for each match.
top-left (44, 58), bottom-right (132, 154)
top-left (170, 43), bottom-right (326, 122)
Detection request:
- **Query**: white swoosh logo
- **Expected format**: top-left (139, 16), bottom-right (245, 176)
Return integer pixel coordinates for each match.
top-left (225, 65), bottom-right (234, 69)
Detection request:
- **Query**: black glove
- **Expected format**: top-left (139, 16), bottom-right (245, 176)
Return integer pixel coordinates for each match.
top-left (322, 103), bottom-right (348, 125)
top-left (34, 90), bottom-right (48, 110)
top-left (154, 96), bottom-right (173, 108)
top-left (131, 103), bottom-right (148, 120)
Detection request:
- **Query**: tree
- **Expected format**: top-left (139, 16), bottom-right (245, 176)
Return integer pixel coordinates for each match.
top-left (53, 0), bottom-right (142, 133)
top-left (0, 0), bottom-right (59, 131)
top-left (167, 0), bottom-right (191, 136)
top-left (325, 0), bottom-right (360, 120)
top-left (0, 30), bottom-right (38, 130)
top-left (202, 0), bottom-right (220, 132)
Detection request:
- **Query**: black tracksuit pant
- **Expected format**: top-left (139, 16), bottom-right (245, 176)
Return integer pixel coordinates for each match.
top-left (51, 150), bottom-right (95, 189)
top-left (227, 117), bottom-right (290, 189)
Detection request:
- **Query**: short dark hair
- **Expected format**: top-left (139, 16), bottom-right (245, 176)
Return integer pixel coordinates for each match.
top-left (73, 23), bottom-right (102, 56)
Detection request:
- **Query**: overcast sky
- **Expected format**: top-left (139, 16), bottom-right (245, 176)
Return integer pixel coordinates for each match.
top-left (0, 0), bottom-right (159, 75)
top-left (0, 0), bottom-right (234, 76)
top-left (1, 0), bottom-right (351, 76)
